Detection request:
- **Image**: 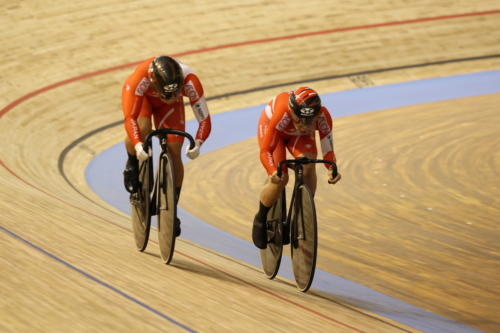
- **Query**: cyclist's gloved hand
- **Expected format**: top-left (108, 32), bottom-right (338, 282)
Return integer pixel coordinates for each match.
top-left (270, 171), bottom-right (282, 184)
top-left (185, 139), bottom-right (203, 159)
top-left (328, 167), bottom-right (341, 184)
top-left (135, 142), bottom-right (149, 161)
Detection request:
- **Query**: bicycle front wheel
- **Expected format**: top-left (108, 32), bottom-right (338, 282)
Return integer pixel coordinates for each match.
top-left (157, 152), bottom-right (177, 264)
top-left (130, 159), bottom-right (152, 252)
top-left (291, 184), bottom-right (317, 292)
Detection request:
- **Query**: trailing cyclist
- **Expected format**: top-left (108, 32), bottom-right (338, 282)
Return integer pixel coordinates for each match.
top-left (253, 87), bottom-right (341, 249)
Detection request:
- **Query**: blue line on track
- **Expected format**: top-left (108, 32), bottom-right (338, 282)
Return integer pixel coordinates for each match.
top-left (0, 225), bottom-right (197, 333)
top-left (86, 70), bottom-right (500, 333)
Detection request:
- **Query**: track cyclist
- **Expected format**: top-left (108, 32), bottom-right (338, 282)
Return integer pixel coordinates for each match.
top-left (253, 87), bottom-right (341, 249)
top-left (122, 55), bottom-right (212, 236)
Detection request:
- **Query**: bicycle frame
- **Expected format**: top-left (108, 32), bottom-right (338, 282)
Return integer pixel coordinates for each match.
top-left (277, 157), bottom-right (337, 246)
top-left (143, 129), bottom-right (195, 217)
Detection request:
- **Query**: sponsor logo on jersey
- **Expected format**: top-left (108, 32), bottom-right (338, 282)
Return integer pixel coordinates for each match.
top-left (305, 144), bottom-right (312, 149)
top-left (276, 112), bottom-right (290, 131)
top-left (184, 81), bottom-right (200, 101)
top-left (194, 103), bottom-right (205, 121)
top-left (198, 120), bottom-right (207, 137)
top-left (300, 108), bottom-right (315, 116)
top-left (317, 115), bottom-right (330, 134)
top-left (164, 83), bottom-right (178, 92)
top-left (135, 77), bottom-right (150, 96)
top-left (327, 134), bottom-right (333, 150)
top-left (267, 152), bottom-right (274, 166)
top-left (131, 119), bottom-right (140, 139)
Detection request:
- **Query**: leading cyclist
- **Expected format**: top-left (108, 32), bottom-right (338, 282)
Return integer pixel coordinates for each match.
top-left (122, 55), bottom-right (212, 236)
top-left (253, 87), bottom-right (341, 249)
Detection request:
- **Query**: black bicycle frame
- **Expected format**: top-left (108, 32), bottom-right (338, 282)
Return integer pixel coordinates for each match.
top-left (143, 129), bottom-right (196, 216)
top-left (277, 157), bottom-right (338, 246)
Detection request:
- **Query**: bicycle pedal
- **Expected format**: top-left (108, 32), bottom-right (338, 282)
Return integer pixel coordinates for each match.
top-left (266, 230), bottom-right (275, 242)
top-left (129, 193), bottom-right (140, 205)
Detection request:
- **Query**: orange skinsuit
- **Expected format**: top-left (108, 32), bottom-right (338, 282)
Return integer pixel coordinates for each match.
top-left (258, 91), bottom-right (337, 174)
top-left (122, 56), bottom-right (211, 145)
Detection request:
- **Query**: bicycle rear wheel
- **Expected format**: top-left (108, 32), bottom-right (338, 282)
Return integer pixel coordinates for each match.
top-left (157, 152), bottom-right (177, 264)
top-left (260, 189), bottom-right (286, 279)
top-left (130, 159), bottom-right (152, 252)
top-left (291, 184), bottom-right (317, 292)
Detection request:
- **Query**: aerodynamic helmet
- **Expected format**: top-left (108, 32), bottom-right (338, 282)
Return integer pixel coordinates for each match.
top-left (148, 56), bottom-right (184, 99)
top-left (288, 87), bottom-right (322, 125)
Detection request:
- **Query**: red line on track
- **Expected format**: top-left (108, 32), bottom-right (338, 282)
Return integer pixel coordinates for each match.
top-left (2, 9), bottom-right (499, 331)
top-left (1, 9), bottom-right (499, 119)
top-left (0, 159), bottom-right (365, 332)
top-left (176, 251), bottom-right (366, 332)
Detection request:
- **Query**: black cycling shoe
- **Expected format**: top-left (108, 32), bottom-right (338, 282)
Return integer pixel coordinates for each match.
top-left (252, 214), bottom-right (267, 249)
top-left (123, 164), bottom-right (139, 193)
top-left (175, 217), bottom-right (181, 237)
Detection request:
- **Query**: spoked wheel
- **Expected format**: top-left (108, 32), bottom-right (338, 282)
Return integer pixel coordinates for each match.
top-left (291, 184), bottom-right (317, 292)
top-left (130, 159), bottom-right (152, 252)
top-left (260, 189), bottom-right (286, 279)
top-left (157, 152), bottom-right (177, 264)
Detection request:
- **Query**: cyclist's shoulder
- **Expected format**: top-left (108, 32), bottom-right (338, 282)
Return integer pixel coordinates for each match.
top-left (126, 57), bottom-right (155, 87)
top-left (172, 58), bottom-right (197, 82)
top-left (268, 91), bottom-right (291, 110)
top-left (134, 56), bottom-right (156, 73)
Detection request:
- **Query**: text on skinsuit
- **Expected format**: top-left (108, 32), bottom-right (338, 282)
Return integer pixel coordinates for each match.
top-left (317, 114), bottom-right (330, 135)
top-left (267, 152), bottom-right (274, 166)
top-left (198, 120), bottom-right (207, 137)
top-left (276, 112), bottom-right (290, 131)
top-left (131, 119), bottom-right (140, 140)
top-left (194, 103), bottom-right (205, 121)
top-left (184, 80), bottom-right (200, 101)
top-left (135, 77), bottom-right (150, 96)
top-left (321, 133), bottom-right (334, 156)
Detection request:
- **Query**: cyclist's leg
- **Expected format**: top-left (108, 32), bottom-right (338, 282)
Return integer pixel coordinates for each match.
top-left (286, 135), bottom-right (318, 195)
top-left (166, 141), bottom-right (183, 198)
top-left (259, 143), bottom-right (289, 207)
top-left (254, 114), bottom-right (289, 248)
top-left (123, 99), bottom-right (153, 193)
top-left (154, 100), bottom-right (185, 236)
top-left (153, 99), bottom-right (186, 199)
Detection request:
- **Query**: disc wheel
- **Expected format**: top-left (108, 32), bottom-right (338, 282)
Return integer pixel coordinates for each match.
top-left (130, 159), bottom-right (152, 252)
top-left (260, 189), bottom-right (286, 279)
top-left (291, 184), bottom-right (317, 292)
top-left (157, 152), bottom-right (177, 264)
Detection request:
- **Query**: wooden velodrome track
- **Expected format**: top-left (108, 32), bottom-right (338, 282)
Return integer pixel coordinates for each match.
top-left (1, 0), bottom-right (500, 332)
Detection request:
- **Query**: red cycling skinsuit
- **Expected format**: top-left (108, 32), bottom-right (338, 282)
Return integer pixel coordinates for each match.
top-left (258, 91), bottom-right (337, 175)
top-left (122, 56), bottom-right (212, 145)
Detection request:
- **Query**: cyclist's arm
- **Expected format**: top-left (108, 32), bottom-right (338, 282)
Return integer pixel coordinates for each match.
top-left (317, 108), bottom-right (337, 169)
top-left (260, 130), bottom-right (280, 175)
top-left (182, 72), bottom-right (212, 144)
top-left (122, 70), bottom-right (150, 147)
top-left (259, 94), bottom-right (292, 175)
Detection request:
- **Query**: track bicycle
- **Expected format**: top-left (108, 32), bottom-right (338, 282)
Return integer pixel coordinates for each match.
top-left (259, 157), bottom-right (337, 292)
top-left (129, 128), bottom-right (195, 264)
